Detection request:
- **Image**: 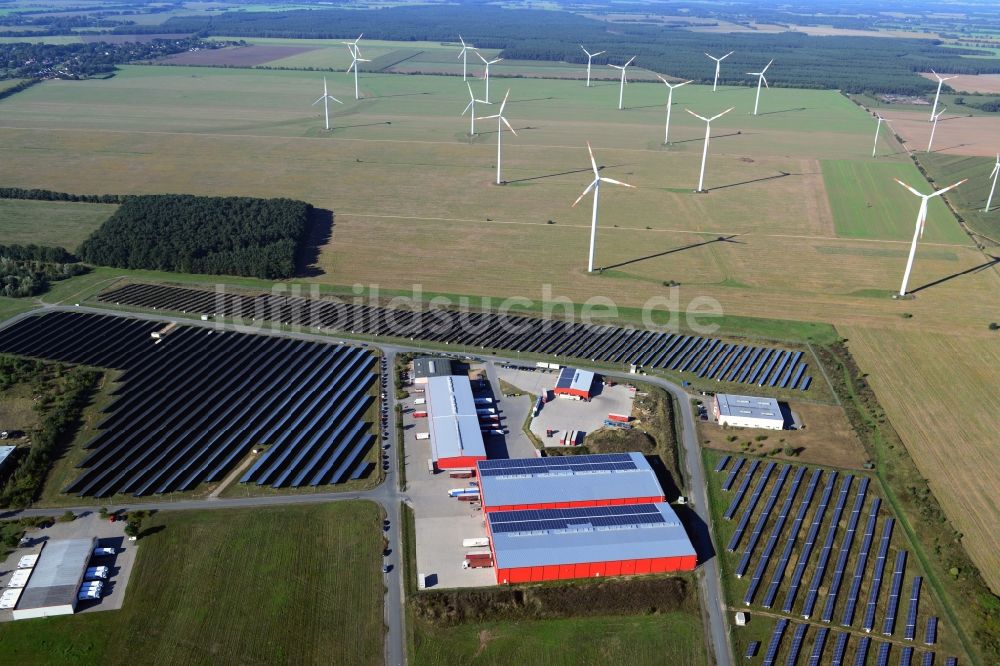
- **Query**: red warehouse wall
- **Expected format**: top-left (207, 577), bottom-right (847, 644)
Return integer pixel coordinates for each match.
top-left (494, 555), bottom-right (697, 584)
top-left (438, 455), bottom-right (487, 470)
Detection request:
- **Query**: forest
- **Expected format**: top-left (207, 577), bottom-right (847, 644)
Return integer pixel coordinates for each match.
top-left (0, 245), bottom-right (86, 298)
top-left (77, 194), bottom-right (313, 279)
top-left (145, 5), bottom-right (1000, 95)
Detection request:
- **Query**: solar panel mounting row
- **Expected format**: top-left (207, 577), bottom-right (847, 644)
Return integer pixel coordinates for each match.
top-left (762, 618), bottom-right (789, 666)
top-left (734, 464), bottom-right (789, 575)
top-left (783, 470), bottom-right (837, 613)
top-left (786, 622), bottom-right (808, 666)
top-left (819, 477), bottom-right (870, 622)
top-left (883, 550), bottom-right (908, 636)
top-left (763, 468), bottom-right (822, 609)
top-left (863, 518), bottom-right (896, 632)
top-left (722, 457), bottom-right (746, 491)
top-left (904, 577), bottom-right (922, 640)
top-left (841, 498), bottom-right (883, 627)
top-left (801, 474), bottom-right (853, 619)
top-left (807, 626), bottom-right (829, 666)
top-left (744, 466), bottom-right (805, 605)
top-left (831, 632), bottom-right (849, 666)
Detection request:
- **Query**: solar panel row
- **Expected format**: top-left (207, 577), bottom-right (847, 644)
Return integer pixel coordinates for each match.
top-left (724, 459), bottom-right (764, 524)
top-left (883, 550), bottom-right (908, 636)
top-left (876, 641), bottom-right (891, 666)
top-left (735, 464), bottom-right (788, 576)
top-left (831, 632), bottom-right (849, 666)
top-left (808, 627), bottom-right (829, 666)
top-left (787, 622), bottom-right (808, 666)
top-left (763, 618), bottom-right (789, 666)
top-left (488, 504), bottom-right (665, 534)
top-left (763, 468), bottom-right (822, 609)
top-left (855, 636), bottom-right (871, 666)
top-left (900, 647), bottom-right (914, 666)
top-left (97, 283), bottom-right (815, 390)
top-left (478, 453), bottom-right (635, 477)
top-left (783, 471), bottom-right (837, 613)
top-left (714, 455), bottom-right (731, 473)
top-left (925, 616), bottom-right (938, 645)
top-left (841, 498), bottom-right (883, 627)
top-left (802, 475), bottom-right (854, 619)
top-left (904, 577), bottom-right (923, 640)
top-left (820, 478), bottom-right (870, 622)
top-left (863, 518), bottom-right (896, 632)
top-left (722, 457), bottom-right (746, 491)
top-left (744, 466), bottom-right (805, 604)
top-left (0, 312), bottom-right (377, 496)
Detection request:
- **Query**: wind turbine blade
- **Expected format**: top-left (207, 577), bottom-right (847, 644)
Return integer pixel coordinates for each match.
top-left (763, 59), bottom-right (773, 72)
top-left (991, 164), bottom-right (1000, 178)
top-left (893, 178), bottom-right (925, 197)
top-left (358, 58), bottom-right (371, 63)
top-left (313, 96), bottom-right (325, 105)
top-left (625, 56), bottom-right (636, 66)
top-left (466, 81), bottom-right (475, 100)
top-left (499, 88), bottom-right (510, 112)
top-left (657, 74), bottom-right (668, 85)
top-left (931, 179), bottom-right (967, 197)
top-left (347, 62), bottom-right (355, 73)
top-left (462, 100), bottom-right (474, 116)
top-left (502, 116), bottom-right (516, 135)
top-left (762, 75), bottom-right (768, 88)
top-left (722, 51), bottom-right (734, 59)
top-left (477, 52), bottom-right (488, 64)
top-left (709, 107), bottom-right (735, 121)
top-left (580, 44), bottom-right (589, 56)
top-left (490, 58), bottom-right (503, 65)
top-left (572, 179), bottom-right (598, 207)
top-left (676, 80), bottom-right (692, 87)
top-left (600, 177), bottom-right (635, 188)
top-left (594, 51), bottom-right (605, 56)
top-left (685, 108), bottom-right (709, 122)
top-left (586, 142), bottom-right (598, 176)
top-left (477, 114), bottom-right (500, 120)
top-left (330, 96), bottom-right (343, 104)
top-left (459, 35), bottom-right (465, 47)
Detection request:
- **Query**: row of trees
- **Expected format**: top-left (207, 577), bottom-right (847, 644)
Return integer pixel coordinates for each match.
top-left (144, 5), bottom-right (1000, 96)
top-left (77, 194), bottom-right (313, 280)
top-left (0, 187), bottom-right (125, 204)
top-left (0, 245), bottom-right (87, 298)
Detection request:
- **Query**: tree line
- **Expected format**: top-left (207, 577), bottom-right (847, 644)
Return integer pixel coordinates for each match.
top-left (77, 194), bottom-right (313, 280)
top-left (141, 5), bottom-right (1000, 96)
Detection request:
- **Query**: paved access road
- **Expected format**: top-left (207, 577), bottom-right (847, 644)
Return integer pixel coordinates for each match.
top-left (0, 305), bottom-right (732, 666)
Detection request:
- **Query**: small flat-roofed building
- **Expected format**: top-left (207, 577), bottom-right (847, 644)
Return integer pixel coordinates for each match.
top-left (714, 393), bottom-right (784, 430)
top-left (486, 503), bottom-right (696, 584)
top-left (412, 357), bottom-right (455, 385)
top-left (553, 367), bottom-right (595, 401)
top-left (12, 537), bottom-right (95, 620)
top-left (476, 453), bottom-right (664, 513)
top-left (426, 375), bottom-right (487, 469)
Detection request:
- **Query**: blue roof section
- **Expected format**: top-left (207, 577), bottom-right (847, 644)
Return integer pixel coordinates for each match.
top-left (477, 453), bottom-right (663, 507)
top-left (555, 366), bottom-right (594, 393)
top-left (488, 503), bottom-right (696, 569)
top-left (426, 375), bottom-right (486, 462)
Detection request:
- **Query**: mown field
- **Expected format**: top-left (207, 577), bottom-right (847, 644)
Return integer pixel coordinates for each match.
top-left (0, 503), bottom-right (384, 665)
top-left (839, 326), bottom-right (1000, 594)
top-left (0, 199), bottom-right (116, 250)
top-left (914, 152), bottom-right (1000, 241)
top-left (412, 613), bottom-right (705, 665)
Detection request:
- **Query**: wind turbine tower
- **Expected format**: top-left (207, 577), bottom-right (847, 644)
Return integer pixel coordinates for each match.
top-left (608, 56), bottom-right (636, 110)
top-left (926, 106), bottom-right (945, 153)
top-left (705, 51), bottom-right (733, 92)
top-left (572, 142), bottom-right (635, 273)
top-left (580, 45), bottom-right (606, 87)
top-left (928, 70), bottom-right (958, 121)
top-left (477, 52), bottom-right (503, 103)
top-left (656, 76), bottom-right (692, 144)
top-left (686, 107), bottom-right (734, 192)
top-left (461, 81), bottom-right (489, 135)
top-left (312, 77), bottom-right (343, 131)
top-left (344, 35), bottom-right (370, 100)
top-left (893, 178), bottom-right (966, 296)
top-left (985, 154), bottom-right (1000, 212)
top-left (478, 89), bottom-right (516, 185)
top-left (872, 114), bottom-right (892, 157)
top-left (457, 36), bottom-right (475, 81)
top-left (747, 59), bottom-right (773, 116)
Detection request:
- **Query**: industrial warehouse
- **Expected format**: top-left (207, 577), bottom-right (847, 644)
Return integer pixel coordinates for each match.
top-left (425, 374), bottom-right (488, 469)
top-left (470, 453), bottom-right (696, 584)
top-left (552, 367), bottom-right (595, 400)
top-left (11, 538), bottom-right (96, 620)
top-left (713, 393), bottom-right (785, 430)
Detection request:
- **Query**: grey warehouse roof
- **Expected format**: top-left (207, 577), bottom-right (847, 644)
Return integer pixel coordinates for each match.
top-left (555, 367), bottom-right (594, 393)
top-left (426, 375), bottom-right (486, 461)
top-left (488, 504), bottom-right (695, 569)
top-left (412, 357), bottom-right (454, 379)
top-left (477, 453), bottom-right (663, 507)
top-left (16, 538), bottom-right (95, 610)
top-left (716, 393), bottom-right (782, 422)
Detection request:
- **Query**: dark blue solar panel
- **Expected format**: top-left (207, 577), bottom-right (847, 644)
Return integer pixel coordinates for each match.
top-left (784, 470), bottom-right (836, 613)
top-left (802, 474), bottom-right (853, 619)
top-left (831, 632), bottom-right (849, 666)
top-left (883, 550), bottom-right (908, 635)
top-left (905, 577), bottom-right (922, 640)
top-left (944, 658), bottom-right (957, 666)
top-left (478, 453), bottom-right (635, 477)
top-left (735, 464), bottom-right (788, 575)
top-left (808, 627), bottom-right (829, 666)
top-left (855, 637), bottom-right (871, 666)
top-left (725, 459), bottom-right (766, 524)
top-left (487, 503), bottom-right (665, 534)
top-left (842, 498), bottom-right (882, 627)
top-left (863, 518), bottom-right (896, 631)
top-left (922, 652), bottom-right (934, 666)
top-left (765, 468), bottom-right (821, 608)
top-left (747, 641), bottom-right (761, 658)
top-left (925, 616), bottom-right (937, 645)
top-left (876, 642), bottom-right (892, 666)
top-left (786, 622), bottom-right (808, 666)
top-left (900, 647), bottom-right (914, 666)
top-left (723, 457), bottom-right (746, 491)
top-left (745, 466), bottom-right (805, 605)
top-left (715, 456), bottom-right (731, 473)
top-left (821, 478), bottom-right (870, 622)
top-left (763, 618), bottom-right (788, 666)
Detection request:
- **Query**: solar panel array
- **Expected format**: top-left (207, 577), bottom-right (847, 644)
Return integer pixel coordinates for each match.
top-left (97, 282), bottom-right (815, 390)
top-left (901, 647), bottom-right (914, 666)
top-left (863, 518), bottom-right (896, 632)
top-left (735, 464), bottom-right (787, 575)
top-left (714, 455), bottom-right (731, 473)
top-left (746, 641), bottom-right (761, 659)
top-left (831, 632), bottom-right (849, 666)
top-left (923, 652), bottom-right (935, 666)
top-left (925, 616), bottom-right (938, 645)
top-left (744, 466), bottom-right (804, 603)
top-left (0, 312), bottom-right (377, 496)
top-left (855, 636), bottom-right (871, 666)
top-left (478, 453), bottom-right (636, 477)
top-left (883, 550), bottom-right (908, 636)
top-left (821, 478), bottom-right (871, 622)
top-left (802, 475), bottom-right (853, 619)
top-left (876, 641), bottom-right (891, 666)
top-left (763, 618), bottom-right (789, 666)
top-left (808, 627), bottom-right (828, 666)
top-left (841, 498), bottom-right (882, 627)
top-left (786, 622), bottom-right (808, 665)
top-left (763, 468), bottom-right (821, 608)
top-left (724, 459), bottom-right (764, 523)
top-left (488, 503), bottom-right (665, 535)
top-left (722, 457), bottom-right (746, 491)
top-left (783, 471), bottom-right (837, 613)
top-left (905, 577), bottom-right (923, 640)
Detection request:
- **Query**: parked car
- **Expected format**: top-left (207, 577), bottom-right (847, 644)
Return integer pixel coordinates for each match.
top-left (383, 519), bottom-right (390, 531)
top-left (93, 547), bottom-right (115, 557)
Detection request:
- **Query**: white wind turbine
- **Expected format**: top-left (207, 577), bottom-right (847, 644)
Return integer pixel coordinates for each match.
top-left (893, 178), bottom-right (967, 296)
top-left (343, 36), bottom-right (370, 100)
top-left (608, 56), bottom-right (635, 110)
top-left (477, 52), bottom-right (503, 103)
top-left (928, 70), bottom-right (958, 121)
top-left (457, 35), bottom-right (475, 81)
top-left (871, 113), bottom-right (893, 157)
top-left (656, 76), bottom-right (692, 144)
top-left (580, 45), bottom-right (606, 87)
top-left (926, 106), bottom-right (945, 153)
top-left (985, 153), bottom-right (1000, 212)
top-left (461, 81), bottom-right (489, 135)
top-left (706, 51), bottom-right (733, 92)
top-left (686, 107), bottom-right (734, 192)
top-left (312, 77), bottom-right (343, 131)
top-left (572, 142), bottom-right (635, 273)
top-left (747, 59), bottom-right (773, 116)
top-left (478, 89), bottom-right (515, 185)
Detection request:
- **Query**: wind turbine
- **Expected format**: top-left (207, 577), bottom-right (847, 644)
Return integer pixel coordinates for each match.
top-left (580, 45), bottom-right (605, 87)
top-left (343, 36), bottom-right (370, 100)
top-left (928, 70), bottom-right (958, 121)
top-left (656, 76), bottom-right (692, 144)
top-left (573, 142), bottom-right (635, 273)
top-left (686, 107), bottom-right (734, 192)
top-left (608, 56), bottom-right (635, 110)
top-left (871, 113), bottom-right (893, 157)
top-left (706, 51), bottom-right (733, 92)
top-left (893, 178), bottom-right (966, 296)
top-left (477, 52), bottom-right (503, 103)
top-left (747, 59), bottom-right (773, 116)
top-left (457, 35), bottom-right (475, 81)
top-left (985, 153), bottom-right (1000, 212)
top-left (312, 77), bottom-right (343, 131)
top-left (478, 89), bottom-right (515, 185)
top-left (461, 81), bottom-right (489, 136)
top-left (926, 106), bottom-right (945, 153)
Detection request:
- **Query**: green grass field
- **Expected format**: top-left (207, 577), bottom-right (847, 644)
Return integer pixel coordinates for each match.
top-left (0, 199), bottom-right (116, 250)
top-left (412, 613), bottom-right (705, 665)
top-left (821, 159), bottom-right (968, 243)
top-left (0, 503), bottom-right (384, 665)
top-left (914, 152), bottom-right (1000, 241)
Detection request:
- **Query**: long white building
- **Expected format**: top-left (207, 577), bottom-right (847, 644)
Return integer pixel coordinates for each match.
top-left (713, 393), bottom-right (784, 430)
